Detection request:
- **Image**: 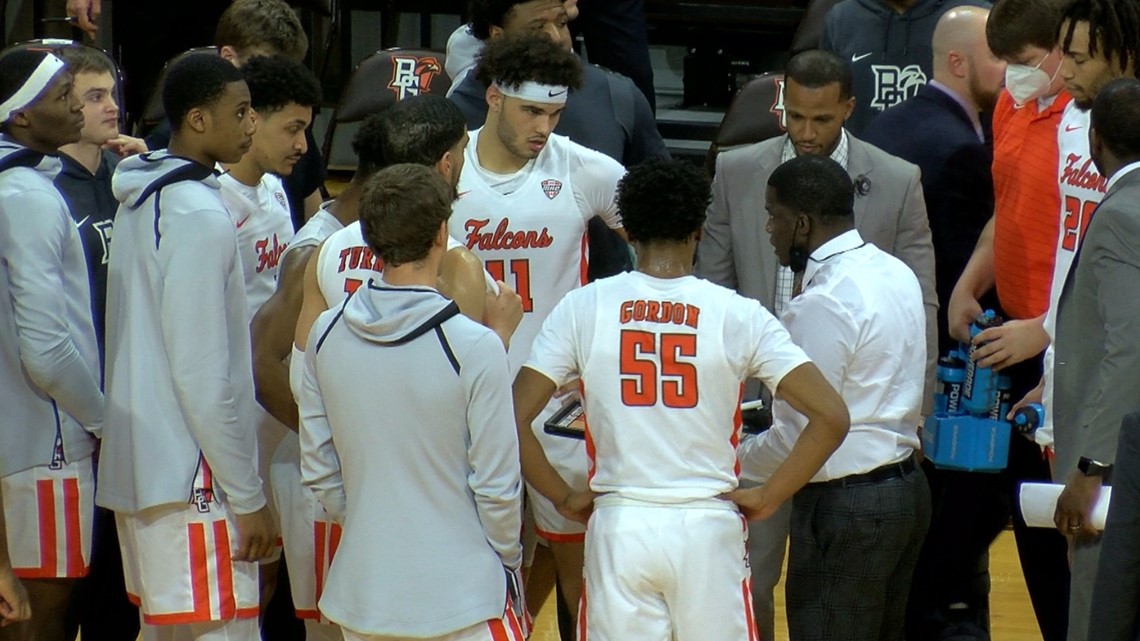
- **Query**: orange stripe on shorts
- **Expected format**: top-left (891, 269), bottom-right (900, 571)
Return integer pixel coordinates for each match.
top-left (188, 522), bottom-right (212, 619)
top-left (62, 478), bottom-right (84, 576)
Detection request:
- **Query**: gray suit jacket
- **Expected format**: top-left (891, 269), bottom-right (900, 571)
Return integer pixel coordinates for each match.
top-left (695, 134), bottom-right (938, 406)
top-left (1053, 169), bottom-right (1140, 477)
top-left (1089, 411), bottom-right (1140, 641)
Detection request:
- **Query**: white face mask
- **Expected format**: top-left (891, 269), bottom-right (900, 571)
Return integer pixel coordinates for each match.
top-left (1005, 53), bottom-right (1058, 105)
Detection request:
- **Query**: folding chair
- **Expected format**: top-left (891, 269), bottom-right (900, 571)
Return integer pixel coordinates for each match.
top-left (320, 48), bottom-right (450, 171)
top-left (132, 46), bottom-right (219, 137)
top-left (705, 71), bottom-right (787, 176)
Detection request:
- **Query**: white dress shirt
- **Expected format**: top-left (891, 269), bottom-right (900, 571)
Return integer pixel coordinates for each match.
top-left (739, 229), bottom-right (926, 483)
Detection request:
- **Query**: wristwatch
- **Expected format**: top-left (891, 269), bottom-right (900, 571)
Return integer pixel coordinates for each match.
top-left (1078, 456), bottom-right (1113, 482)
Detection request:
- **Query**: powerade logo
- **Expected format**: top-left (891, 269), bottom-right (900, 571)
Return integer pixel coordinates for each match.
top-left (946, 381), bottom-right (962, 413)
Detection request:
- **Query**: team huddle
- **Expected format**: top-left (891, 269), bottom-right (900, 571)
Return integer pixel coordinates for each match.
top-left (13, 0), bottom-right (1140, 639)
top-left (0, 12), bottom-right (867, 638)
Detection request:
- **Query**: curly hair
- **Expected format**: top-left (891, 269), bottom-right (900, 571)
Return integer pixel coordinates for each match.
top-left (240, 55), bottom-right (321, 117)
top-left (351, 113), bottom-right (387, 181)
top-left (215, 0), bottom-right (308, 62)
top-left (469, 0), bottom-right (563, 41)
top-left (473, 31), bottom-right (582, 91)
top-left (360, 164), bottom-right (453, 267)
top-left (1058, 0), bottom-right (1140, 77)
top-left (617, 159), bottom-right (710, 244)
top-left (162, 53), bottom-right (245, 132)
top-left (767, 155), bottom-right (854, 223)
top-left (381, 94), bottom-right (466, 167)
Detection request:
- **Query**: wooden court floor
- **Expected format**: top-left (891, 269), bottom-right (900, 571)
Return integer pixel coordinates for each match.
top-left (526, 530), bottom-right (1043, 641)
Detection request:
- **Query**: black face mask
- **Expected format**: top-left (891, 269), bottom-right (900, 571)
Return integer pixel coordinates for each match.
top-left (788, 217), bottom-right (809, 273)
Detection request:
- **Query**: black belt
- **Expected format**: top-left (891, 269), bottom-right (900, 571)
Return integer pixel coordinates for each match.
top-left (808, 456), bottom-right (918, 489)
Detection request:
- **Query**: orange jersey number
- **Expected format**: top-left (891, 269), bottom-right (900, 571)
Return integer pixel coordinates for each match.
top-left (484, 258), bottom-right (534, 312)
top-left (619, 329), bottom-right (698, 408)
top-left (1061, 196), bottom-right (1097, 252)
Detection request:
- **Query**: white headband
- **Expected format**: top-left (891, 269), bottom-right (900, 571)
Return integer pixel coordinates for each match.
top-left (493, 80), bottom-right (569, 104)
top-left (0, 54), bottom-right (66, 123)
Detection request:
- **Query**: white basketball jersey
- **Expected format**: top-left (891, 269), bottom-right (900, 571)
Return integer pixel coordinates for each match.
top-left (315, 221), bottom-right (496, 308)
top-left (450, 129), bottom-right (621, 375)
top-left (219, 172), bottom-right (294, 321)
top-left (1041, 104), bottom-right (1106, 438)
top-left (525, 272), bottom-right (810, 502)
top-left (315, 221), bottom-right (381, 305)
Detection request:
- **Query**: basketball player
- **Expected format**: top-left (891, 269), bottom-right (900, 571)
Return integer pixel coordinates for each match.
top-left (512, 158), bottom-right (849, 641)
top-left (293, 94), bottom-right (521, 355)
top-left (299, 164), bottom-right (525, 641)
top-left (1046, 3), bottom-right (1140, 639)
top-left (0, 47), bottom-right (102, 641)
top-left (217, 53), bottom-right (320, 615)
top-left (449, 32), bottom-right (627, 619)
top-left (263, 97), bottom-right (521, 639)
top-left (97, 54), bottom-right (275, 641)
top-left (53, 43), bottom-right (146, 641)
top-left (250, 114), bottom-right (386, 641)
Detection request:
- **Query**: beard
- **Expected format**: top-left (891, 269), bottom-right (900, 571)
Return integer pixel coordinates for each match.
top-left (967, 65), bottom-right (1001, 113)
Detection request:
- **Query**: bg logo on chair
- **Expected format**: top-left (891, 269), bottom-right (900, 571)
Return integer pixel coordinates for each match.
top-left (770, 77), bottom-right (787, 130)
top-left (869, 64), bottom-right (928, 112)
top-left (388, 55), bottom-right (443, 100)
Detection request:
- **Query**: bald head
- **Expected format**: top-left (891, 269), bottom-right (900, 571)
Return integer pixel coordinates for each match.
top-left (933, 7), bottom-right (991, 73)
top-left (932, 6), bottom-right (1006, 111)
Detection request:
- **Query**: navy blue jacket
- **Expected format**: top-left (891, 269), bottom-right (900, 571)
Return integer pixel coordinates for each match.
top-left (820, 0), bottom-right (990, 134)
top-left (863, 83), bottom-right (993, 354)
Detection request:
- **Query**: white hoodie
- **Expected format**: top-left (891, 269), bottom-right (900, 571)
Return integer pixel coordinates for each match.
top-left (300, 280), bottom-right (522, 637)
top-left (97, 151), bottom-right (265, 516)
top-left (0, 140), bottom-right (101, 477)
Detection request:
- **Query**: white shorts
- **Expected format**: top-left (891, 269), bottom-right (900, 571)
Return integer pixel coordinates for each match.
top-left (579, 499), bottom-right (759, 641)
top-left (339, 601), bottom-right (526, 641)
top-left (0, 457), bottom-right (95, 579)
top-left (257, 407), bottom-right (289, 564)
top-left (270, 435), bottom-right (341, 622)
top-left (528, 403), bottom-right (589, 543)
top-left (117, 500), bottom-right (259, 625)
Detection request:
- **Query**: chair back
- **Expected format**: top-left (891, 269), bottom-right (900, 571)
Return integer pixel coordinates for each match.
top-left (134, 46), bottom-right (220, 136)
top-left (706, 72), bottom-right (787, 175)
top-left (321, 48), bottom-right (450, 169)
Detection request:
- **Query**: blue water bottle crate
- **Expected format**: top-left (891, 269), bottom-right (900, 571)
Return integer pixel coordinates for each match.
top-left (922, 414), bottom-right (1011, 472)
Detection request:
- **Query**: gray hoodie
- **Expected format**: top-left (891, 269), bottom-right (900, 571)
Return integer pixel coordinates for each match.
top-left (300, 281), bottom-right (522, 637)
top-left (820, 0), bottom-right (990, 134)
top-left (97, 151), bottom-right (264, 516)
top-left (0, 139), bottom-right (101, 477)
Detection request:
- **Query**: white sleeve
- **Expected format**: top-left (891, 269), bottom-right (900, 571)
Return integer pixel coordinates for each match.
top-left (288, 344), bottom-right (305, 403)
top-left (159, 210), bottom-right (264, 515)
top-left (569, 144), bottom-right (625, 229)
top-left (444, 24), bottom-right (481, 95)
top-left (779, 293), bottom-right (857, 391)
top-left (298, 314), bottom-right (347, 522)
top-left (523, 292), bottom-right (582, 387)
top-left (727, 296), bottom-right (811, 392)
top-left (2, 188), bottom-right (103, 433)
top-left (462, 330), bottom-right (523, 569)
